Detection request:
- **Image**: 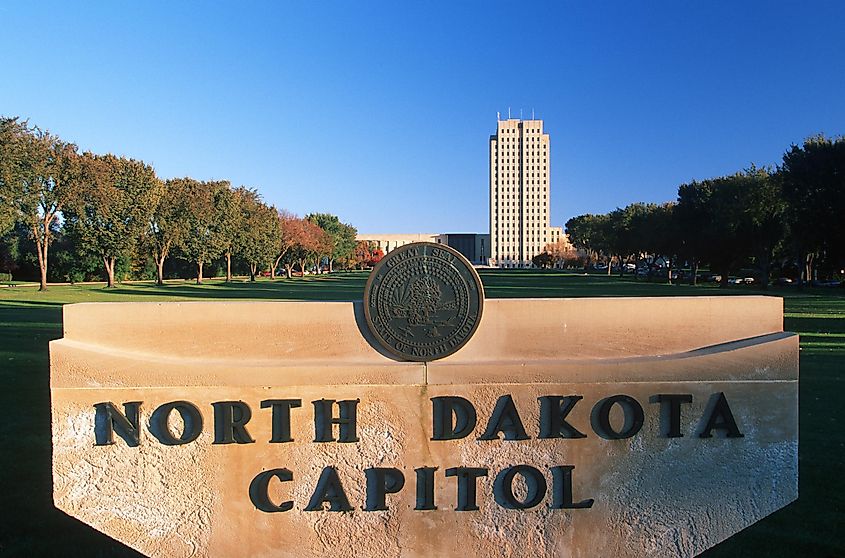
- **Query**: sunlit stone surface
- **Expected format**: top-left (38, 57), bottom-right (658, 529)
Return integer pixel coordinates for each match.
top-left (51, 297), bottom-right (798, 558)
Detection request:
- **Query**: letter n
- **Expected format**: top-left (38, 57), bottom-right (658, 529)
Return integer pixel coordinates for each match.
top-left (94, 402), bottom-right (141, 446)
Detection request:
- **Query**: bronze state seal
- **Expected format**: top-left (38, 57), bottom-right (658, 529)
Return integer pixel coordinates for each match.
top-left (363, 242), bottom-right (484, 361)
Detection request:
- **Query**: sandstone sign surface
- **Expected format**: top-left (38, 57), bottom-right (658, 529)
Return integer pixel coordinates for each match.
top-left (50, 295), bottom-right (798, 558)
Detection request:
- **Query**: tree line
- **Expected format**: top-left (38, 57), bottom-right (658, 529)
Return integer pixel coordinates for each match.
top-left (0, 117), bottom-right (361, 289)
top-left (561, 135), bottom-right (845, 288)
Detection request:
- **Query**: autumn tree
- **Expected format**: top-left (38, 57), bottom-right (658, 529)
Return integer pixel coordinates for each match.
top-left (147, 178), bottom-right (191, 285)
top-left (235, 189), bottom-right (279, 281)
top-left (294, 219), bottom-right (324, 276)
top-left (309, 224), bottom-right (333, 274)
top-left (544, 237), bottom-right (581, 268)
top-left (352, 240), bottom-right (383, 269)
top-left (0, 119), bottom-right (82, 290)
top-left (272, 210), bottom-right (300, 279)
top-left (177, 179), bottom-right (230, 284)
top-left (306, 212), bottom-right (357, 273)
top-left (64, 153), bottom-right (162, 287)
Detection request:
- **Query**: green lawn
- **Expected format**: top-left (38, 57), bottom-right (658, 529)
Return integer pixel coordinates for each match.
top-left (0, 271), bottom-right (842, 557)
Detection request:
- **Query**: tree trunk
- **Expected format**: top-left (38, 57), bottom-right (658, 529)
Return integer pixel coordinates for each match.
top-left (298, 258), bottom-right (306, 277)
top-left (37, 239), bottom-right (48, 291)
top-left (154, 242), bottom-right (170, 286)
top-left (667, 257), bottom-right (673, 285)
top-left (607, 256), bottom-right (613, 276)
top-left (34, 215), bottom-right (54, 291)
top-left (805, 252), bottom-right (815, 285)
top-left (249, 263), bottom-right (257, 281)
top-left (759, 252), bottom-right (771, 290)
top-left (796, 249), bottom-right (806, 289)
top-left (329, 258), bottom-right (334, 273)
top-left (104, 256), bottom-right (116, 288)
top-left (226, 251), bottom-right (232, 282)
top-left (692, 260), bottom-right (699, 286)
top-left (285, 264), bottom-right (293, 279)
top-left (156, 256), bottom-right (166, 286)
top-left (197, 261), bottom-right (204, 285)
top-left (719, 267), bottom-right (729, 288)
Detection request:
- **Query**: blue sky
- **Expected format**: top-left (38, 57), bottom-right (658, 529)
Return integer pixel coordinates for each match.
top-left (2, 2), bottom-right (843, 233)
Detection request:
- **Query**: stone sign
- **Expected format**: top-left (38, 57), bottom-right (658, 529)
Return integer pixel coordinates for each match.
top-left (50, 253), bottom-right (798, 557)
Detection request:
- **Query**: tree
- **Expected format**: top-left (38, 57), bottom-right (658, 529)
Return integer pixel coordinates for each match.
top-left (678, 174), bottom-right (756, 287)
top-left (544, 237), bottom-right (582, 269)
top-left (272, 210), bottom-right (299, 279)
top-left (676, 167), bottom-right (786, 288)
top-left (309, 224), bottom-right (333, 274)
top-left (147, 178), bottom-right (191, 285)
top-left (0, 118), bottom-right (21, 237)
top-left (742, 167), bottom-right (787, 289)
top-left (305, 213), bottom-right (358, 273)
top-left (531, 251), bottom-right (554, 269)
top-left (352, 240), bottom-right (383, 269)
top-left (675, 181), bottom-right (712, 285)
top-left (295, 219), bottom-right (325, 276)
top-left (64, 153), bottom-right (162, 288)
top-left (566, 213), bottom-right (612, 268)
top-left (781, 135), bottom-right (845, 283)
top-left (217, 186), bottom-right (243, 282)
top-left (235, 189), bottom-right (279, 281)
top-left (177, 179), bottom-right (230, 284)
top-left (0, 119), bottom-right (82, 290)
top-left (0, 227), bottom-right (22, 279)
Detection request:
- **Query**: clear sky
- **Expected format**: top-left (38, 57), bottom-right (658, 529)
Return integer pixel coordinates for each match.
top-left (2, 2), bottom-right (843, 234)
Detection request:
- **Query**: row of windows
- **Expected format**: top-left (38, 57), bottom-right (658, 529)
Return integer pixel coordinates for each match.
top-left (499, 127), bottom-right (542, 133)
top-left (499, 138), bottom-right (547, 144)
top-left (494, 151), bottom-right (548, 155)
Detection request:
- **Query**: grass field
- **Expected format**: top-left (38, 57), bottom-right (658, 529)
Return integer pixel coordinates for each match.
top-left (0, 270), bottom-right (842, 557)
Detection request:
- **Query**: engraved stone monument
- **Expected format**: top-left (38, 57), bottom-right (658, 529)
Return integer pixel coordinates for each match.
top-left (50, 242), bottom-right (798, 557)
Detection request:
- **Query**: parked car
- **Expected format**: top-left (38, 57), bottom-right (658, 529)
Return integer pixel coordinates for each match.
top-left (812, 280), bottom-right (842, 288)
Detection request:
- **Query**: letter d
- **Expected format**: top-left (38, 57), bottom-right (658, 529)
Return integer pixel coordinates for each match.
top-left (431, 396), bottom-right (477, 440)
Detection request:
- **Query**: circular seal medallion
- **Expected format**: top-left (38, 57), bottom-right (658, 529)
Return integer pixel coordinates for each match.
top-left (363, 242), bottom-right (484, 362)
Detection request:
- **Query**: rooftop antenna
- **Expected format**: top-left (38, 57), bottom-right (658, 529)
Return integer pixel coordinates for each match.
top-left (520, 108), bottom-right (523, 120)
top-left (497, 111), bottom-right (501, 121)
top-left (532, 108), bottom-right (535, 120)
top-left (508, 107), bottom-right (511, 119)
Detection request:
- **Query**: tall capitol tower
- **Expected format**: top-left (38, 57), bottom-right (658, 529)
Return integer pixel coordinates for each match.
top-left (489, 117), bottom-right (551, 267)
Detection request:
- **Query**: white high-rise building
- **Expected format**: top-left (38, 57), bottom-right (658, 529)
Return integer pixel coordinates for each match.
top-left (489, 118), bottom-right (551, 267)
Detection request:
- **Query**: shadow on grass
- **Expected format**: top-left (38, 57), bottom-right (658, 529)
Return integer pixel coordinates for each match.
top-left (0, 303), bottom-right (143, 557)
